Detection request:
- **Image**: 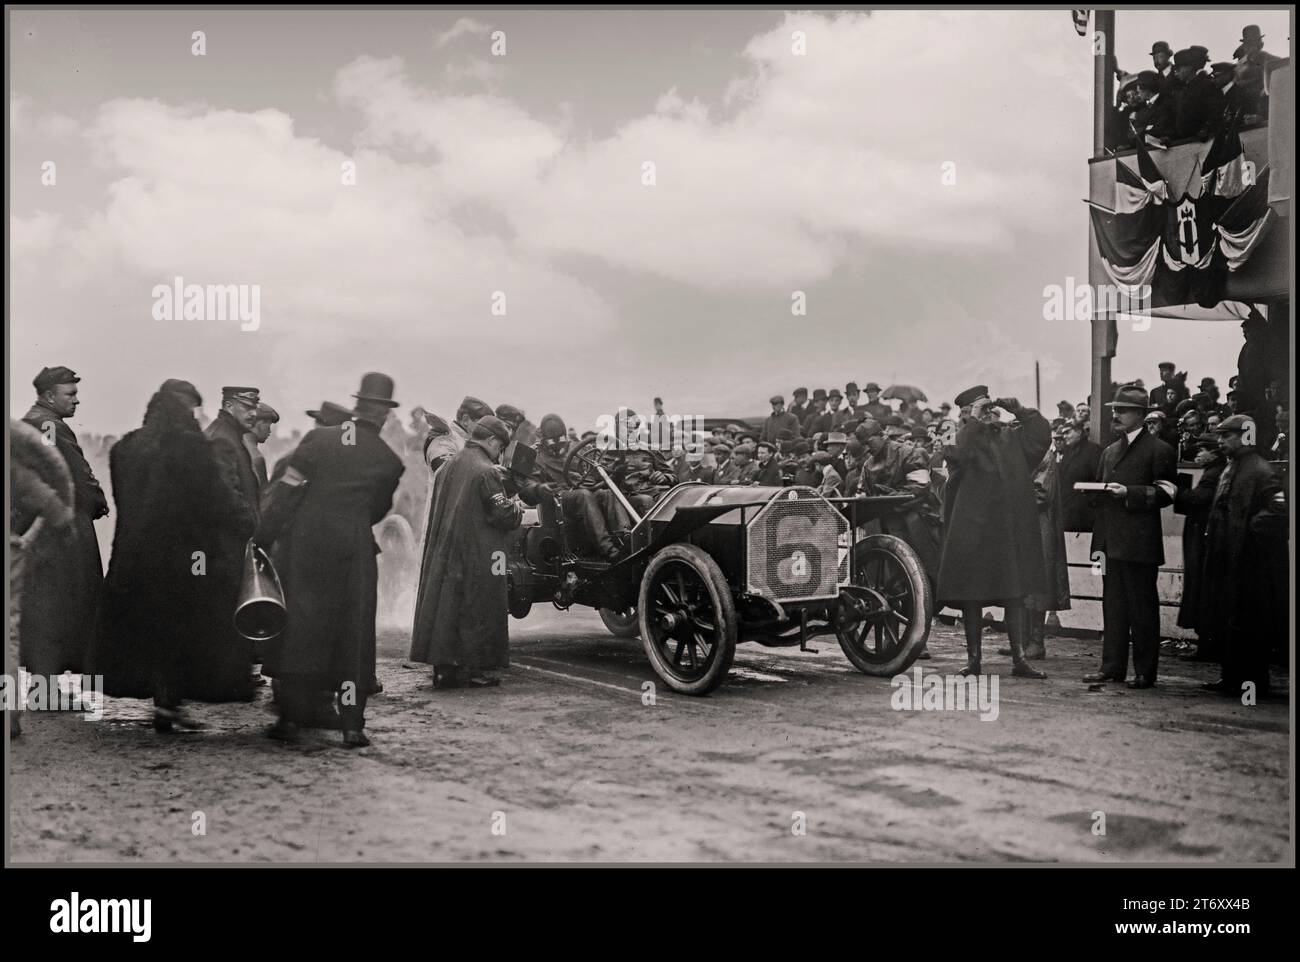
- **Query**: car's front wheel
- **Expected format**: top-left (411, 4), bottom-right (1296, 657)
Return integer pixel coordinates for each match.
top-left (638, 544), bottom-right (737, 695)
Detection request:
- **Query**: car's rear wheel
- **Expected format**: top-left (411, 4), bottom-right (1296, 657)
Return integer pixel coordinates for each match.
top-left (638, 544), bottom-right (736, 695)
top-left (837, 534), bottom-right (931, 676)
top-left (598, 606), bottom-right (640, 638)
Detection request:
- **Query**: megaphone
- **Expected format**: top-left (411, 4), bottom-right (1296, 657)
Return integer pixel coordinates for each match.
top-left (234, 541), bottom-right (286, 641)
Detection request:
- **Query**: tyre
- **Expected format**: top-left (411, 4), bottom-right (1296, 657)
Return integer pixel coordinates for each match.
top-left (598, 606), bottom-right (640, 638)
top-left (837, 533), bottom-right (931, 676)
top-left (638, 544), bottom-right (737, 695)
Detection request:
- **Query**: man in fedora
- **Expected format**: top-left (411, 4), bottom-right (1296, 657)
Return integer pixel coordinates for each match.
top-left (257, 373), bottom-right (405, 746)
top-left (1083, 385), bottom-right (1177, 689)
top-left (410, 414), bottom-right (522, 689)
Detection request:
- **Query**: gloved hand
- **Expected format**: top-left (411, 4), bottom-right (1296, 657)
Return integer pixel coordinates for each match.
top-left (993, 397), bottom-right (1022, 413)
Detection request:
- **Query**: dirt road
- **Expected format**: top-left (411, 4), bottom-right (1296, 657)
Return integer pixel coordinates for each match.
top-left (6, 610), bottom-right (1290, 863)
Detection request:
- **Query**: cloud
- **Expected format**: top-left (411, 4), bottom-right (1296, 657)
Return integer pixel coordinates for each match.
top-left (433, 17), bottom-right (493, 49)
top-left (339, 11), bottom-right (1086, 293)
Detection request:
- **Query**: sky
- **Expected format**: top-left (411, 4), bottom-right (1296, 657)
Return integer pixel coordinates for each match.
top-left (8, 8), bottom-right (1291, 436)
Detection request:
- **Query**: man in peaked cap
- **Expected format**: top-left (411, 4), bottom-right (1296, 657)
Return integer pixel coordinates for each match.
top-left (20, 365), bottom-right (109, 680)
top-left (258, 372), bottom-right (405, 746)
top-left (761, 394), bottom-right (802, 445)
top-left (194, 384), bottom-right (265, 700)
top-left (410, 411), bottom-right (522, 691)
top-left (1172, 46), bottom-right (1225, 141)
top-left (1081, 385), bottom-right (1178, 690)
top-left (938, 385), bottom-right (1053, 680)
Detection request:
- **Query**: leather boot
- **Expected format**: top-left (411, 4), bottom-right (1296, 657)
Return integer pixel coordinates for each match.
top-left (1007, 607), bottom-right (1047, 679)
top-left (1023, 610), bottom-right (1047, 660)
top-left (960, 606), bottom-right (982, 676)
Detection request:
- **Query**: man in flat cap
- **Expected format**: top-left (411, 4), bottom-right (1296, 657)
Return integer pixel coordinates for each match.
top-left (761, 395), bottom-right (802, 445)
top-left (1172, 46), bottom-right (1225, 141)
top-left (243, 401), bottom-right (280, 490)
top-left (495, 404), bottom-right (531, 445)
top-left (1197, 416), bottom-right (1287, 698)
top-left (410, 414), bottom-right (522, 690)
top-left (257, 373), bottom-right (405, 746)
top-left (20, 366), bottom-right (109, 680)
top-left (937, 386), bottom-right (1052, 679)
top-left (1082, 385), bottom-right (1177, 689)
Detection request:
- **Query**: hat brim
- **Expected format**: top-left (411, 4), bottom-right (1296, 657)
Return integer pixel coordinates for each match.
top-left (353, 394), bottom-right (399, 407)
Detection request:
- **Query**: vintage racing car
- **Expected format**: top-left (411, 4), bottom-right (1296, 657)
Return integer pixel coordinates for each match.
top-left (502, 438), bottom-right (932, 695)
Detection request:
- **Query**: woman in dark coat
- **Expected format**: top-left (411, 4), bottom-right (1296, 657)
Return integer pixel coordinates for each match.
top-left (409, 417), bottom-right (522, 688)
top-left (937, 389), bottom-right (1051, 678)
top-left (91, 386), bottom-right (254, 730)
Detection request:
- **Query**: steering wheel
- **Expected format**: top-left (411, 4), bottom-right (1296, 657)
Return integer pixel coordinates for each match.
top-left (562, 437), bottom-right (674, 489)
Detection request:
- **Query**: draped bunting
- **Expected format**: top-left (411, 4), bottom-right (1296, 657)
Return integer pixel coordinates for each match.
top-left (1090, 126), bottom-right (1274, 310)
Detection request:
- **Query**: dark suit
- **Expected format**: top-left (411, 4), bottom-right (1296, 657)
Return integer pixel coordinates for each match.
top-left (1057, 437), bottom-right (1102, 532)
top-left (1129, 94), bottom-right (1176, 144)
top-left (205, 409), bottom-right (261, 525)
top-left (1174, 73), bottom-right (1225, 141)
top-left (1090, 429), bottom-right (1177, 681)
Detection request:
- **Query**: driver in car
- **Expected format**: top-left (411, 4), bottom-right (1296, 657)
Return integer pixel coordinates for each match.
top-left (514, 413), bottom-right (625, 561)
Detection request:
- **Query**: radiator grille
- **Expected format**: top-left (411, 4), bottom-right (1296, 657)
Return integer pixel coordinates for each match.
top-left (746, 489), bottom-right (847, 602)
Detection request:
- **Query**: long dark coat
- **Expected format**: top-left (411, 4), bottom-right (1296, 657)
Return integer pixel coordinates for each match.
top-left (91, 393), bottom-right (255, 700)
top-left (1026, 448), bottom-right (1071, 612)
top-left (203, 409), bottom-right (264, 680)
top-left (1173, 456), bottom-right (1225, 633)
top-left (258, 420), bottom-right (403, 689)
top-left (937, 409), bottom-right (1051, 606)
top-left (19, 404), bottom-right (107, 675)
top-left (409, 441), bottom-right (522, 671)
top-left (1056, 437), bottom-right (1102, 532)
top-left (1196, 451), bottom-right (1286, 658)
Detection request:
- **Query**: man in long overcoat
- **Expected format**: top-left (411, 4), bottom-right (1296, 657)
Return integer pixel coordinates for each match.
top-left (204, 385), bottom-right (263, 699)
top-left (20, 366), bottom-right (109, 677)
top-left (409, 416), bottom-right (522, 689)
top-left (937, 387), bottom-right (1051, 678)
top-left (1083, 385), bottom-right (1178, 689)
top-left (1198, 416), bottom-right (1286, 697)
top-left (257, 373), bottom-right (404, 747)
top-left (1056, 420), bottom-right (1102, 532)
top-left (91, 381), bottom-right (255, 728)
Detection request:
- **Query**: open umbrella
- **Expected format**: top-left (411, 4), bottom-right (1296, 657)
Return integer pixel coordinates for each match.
top-left (882, 384), bottom-right (928, 404)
